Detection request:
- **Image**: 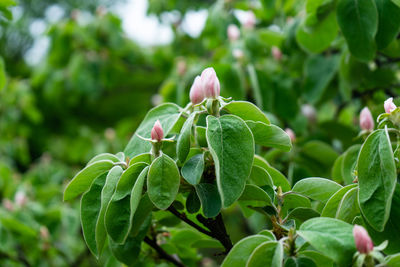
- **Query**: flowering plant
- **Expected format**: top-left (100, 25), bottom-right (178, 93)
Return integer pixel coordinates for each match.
top-left (64, 69), bottom-right (400, 266)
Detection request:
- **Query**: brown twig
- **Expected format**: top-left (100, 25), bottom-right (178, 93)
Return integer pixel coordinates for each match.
top-left (167, 206), bottom-right (233, 253)
top-left (196, 214), bottom-right (233, 252)
top-left (167, 206), bottom-right (213, 237)
top-left (144, 236), bottom-right (185, 267)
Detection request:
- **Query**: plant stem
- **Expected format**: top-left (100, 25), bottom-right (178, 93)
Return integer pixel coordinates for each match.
top-left (167, 206), bottom-right (233, 252)
top-left (167, 206), bottom-right (213, 237)
top-left (144, 236), bottom-right (185, 267)
top-left (196, 213), bottom-right (233, 252)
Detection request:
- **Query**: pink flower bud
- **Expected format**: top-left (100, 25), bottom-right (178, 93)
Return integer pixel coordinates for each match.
top-left (359, 107), bottom-right (374, 131)
top-left (353, 225), bottom-right (374, 254)
top-left (384, 97), bottom-right (397, 114)
top-left (301, 104), bottom-right (316, 122)
top-left (232, 48), bottom-right (244, 59)
top-left (177, 60), bottom-right (186, 76)
top-left (285, 128), bottom-right (296, 142)
top-left (2, 199), bottom-right (14, 211)
top-left (227, 24), bottom-right (240, 41)
top-left (40, 226), bottom-right (50, 240)
top-left (151, 120), bottom-right (164, 141)
top-left (15, 191), bottom-right (28, 207)
top-left (190, 76), bottom-right (205, 105)
top-left (271, 46), bottom-right (282, 61)
top-left (243, 11), bottom-right (256, 29)
top-left (201, 67), bottom-right (220, 99)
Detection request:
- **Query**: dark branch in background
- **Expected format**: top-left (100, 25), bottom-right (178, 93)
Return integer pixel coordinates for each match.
top-left (16, 246), bottom-right (31, 267)
top-left (167, 206), bottom-right (213, 236)
top-left (144, 236), bottom-right (185, 267)
top-left (197, 214), bottom-right (233, 253)
top-left (167, 206), bottom-right (233, 252)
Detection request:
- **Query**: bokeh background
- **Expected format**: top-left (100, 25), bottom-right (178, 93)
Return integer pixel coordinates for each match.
top-left (1, 0), bottom-right (399, 266)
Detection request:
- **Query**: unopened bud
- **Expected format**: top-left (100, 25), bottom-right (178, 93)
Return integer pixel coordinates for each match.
top-left (40, 226), bottom-right (50, 240)
top-left (105, 128), bottom-right (116, 140)
top-left (242, 11), bottom-right (256, 29)
top-left (285, 128), bottom-right (296, 142)
top-left (190, 76), bottom-right (205, 105)
top-left (151, 120), bottom-right (164, 142)
top-left (15, 191), bottom-right (28, 207)
top-left (201, 67), bottom-right (220, 99)
top-left (384, 97), bottom-right (397, 114)
top-left (301, 104), bottom-right (316, 122)
top-left (177, 60), bottom-right (186, 76)
top-left (227, 24), bottom-right (240, 41)
top-left (271, 46), bottom-right (282, 61)
top-left (2, 199), bottom-right (14, 211)
top-left (232, 48), bottom-right (244, 60)
top-left (359, 107), bottom-right (374, 131)
top-left (353, 225), bottom-right (373, 254)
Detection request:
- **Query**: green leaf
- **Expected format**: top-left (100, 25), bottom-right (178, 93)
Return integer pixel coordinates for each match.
top-left (221, 235), bottom-right (271, 267)
top-left (321, 184), bottom-right (357, 217)
top-left (181, 153), bottom-right (204, 185)
top-left (109, 215), bottom-right (151, 265)
top-left (147, 153), bottom-right (180, 210)
top-left (186, 190), bottom-right (201, 214)
top-left (303, 55), bottom-right (339, 103)
top-left (129, 193), bottom-right (154, 237)
top-left (257, 230), bottom-right (276, 241)
top-left (386, 253), bottom-right (400, 266)
top-left (195, 183), bottom-right (221, 218)
top-left (177, 112), bottom-right (196, 163)
top-left (297, 218), bottom-right (356, 266)
top-left (64, 160), bottom-right (114, 201)
top-left (249, 165), bottom-right (273, 187)
top-left (292, 178), bottom-right (342, 203)
top-left (252, 156), bottom-right (291, 192)
top-left (222, 101), bottom-right (270, 125)
top-left (246, 241), bottom-right (283, 267)
top-left (284, 257), bottom-right (317, 267)
top-left (300, 141), bottom-right (339, 170)
top-left (296, 0), bottom-right (338, 53)
top-left (80, 173), bottom-right (107, 257)
top-left (286, 207), bottom-right (320, 224)
top-left (105, 162), bottom-right (148, 243)
top-left (393, 0), bottom-right (400, 7)
top-left (206, 115), bottom-right (255, 207)
top-left (258, 29), bottom-right (285, 47)
top-left (281, 194), bottom-right (311, 217)
top-left (331, 154), bottom-right (344, 183)
top-left (341, 145), bottom-right (361, 184)
top-left (337, 0), bottom-right (378, 61)
top-left (87, 153), bottom-right (120, 165)
top-left (246, 121), bottom-right (291, 151)
top-left (239, 184), bottom-right (273, 208)
top-left (357, 129), bottom-right (397, 231)
top-left (124, 103), bottom-right (182, 158)
top-left (95, 166), bottom-right (123, 256)
top-left (374, 0), bottom-right (400, 49)
top-left (361, 184), bottom-right (400, 254)
top-left (298, 251), bottom-right (334, 267)
top-left (195, 126), bottom-right (208, 147)
top-left (129, 153), bottom-right (152, 166)
top-left (127, 166), bottom-right (149, 234)
top-left (335, 187), bottom-right (359, 223)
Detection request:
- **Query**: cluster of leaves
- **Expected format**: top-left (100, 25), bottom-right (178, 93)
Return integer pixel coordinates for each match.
top-left (65, 86), bottom-right (400, 267)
